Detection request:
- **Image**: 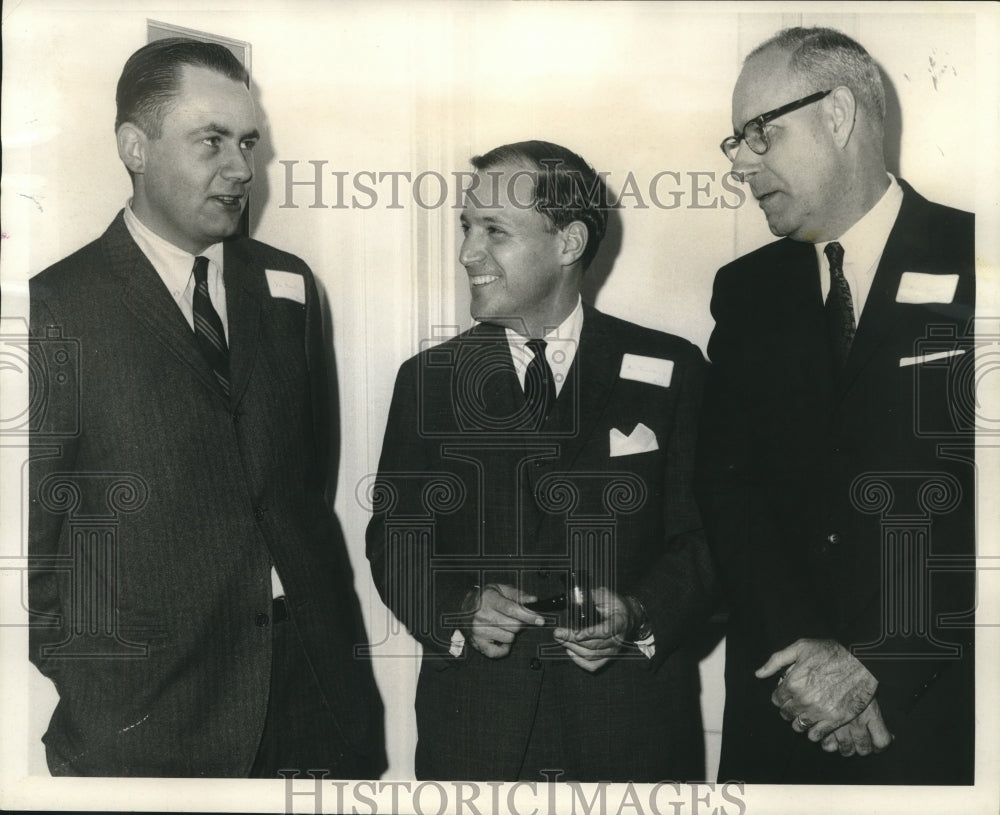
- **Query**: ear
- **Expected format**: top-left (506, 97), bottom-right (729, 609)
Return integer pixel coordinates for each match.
top-left (116, 123), bottom-right (148, 175)
top-left (558, 220), bottom-right (589, 268)
top-left (827, 86), bottom-right (857, 149)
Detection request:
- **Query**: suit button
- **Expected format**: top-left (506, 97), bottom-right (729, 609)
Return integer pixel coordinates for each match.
top-left (255, 613), bottom-right (270, 627)
top-left (232, 410), bottom-right (242, 424)
top-left (254, 506), bottom-right (267, 521)
top-left (529, 658), bottom-right (542, 671)
top-left (826, 532), bottom-right (841, 545)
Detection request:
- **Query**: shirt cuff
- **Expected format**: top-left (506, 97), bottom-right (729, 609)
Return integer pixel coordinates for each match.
top-left (449, 629), bottom-right (466, 657)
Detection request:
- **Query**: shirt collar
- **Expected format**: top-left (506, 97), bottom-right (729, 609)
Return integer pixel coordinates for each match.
top-left (124, 201), bottom-right (225, 287)
top-left (502, 297), bottom-right (584, 396)
top-left (503, 296), bottom-right (585, 351)
top-left (814, 174), bottom-right (903, 274)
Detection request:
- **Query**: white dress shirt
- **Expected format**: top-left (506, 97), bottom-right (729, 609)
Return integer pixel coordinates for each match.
top-left (504, 296), bottom-right (584, 396)
top-left (123, 202), bottom-right (285, 600)
top-left (123, 202), bottom-right (228, 340)
top-left (814, 174), bottom-right (904, 324)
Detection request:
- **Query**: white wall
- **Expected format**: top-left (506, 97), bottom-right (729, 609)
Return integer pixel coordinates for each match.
top-left (2, 0), bottom-right (992, 800)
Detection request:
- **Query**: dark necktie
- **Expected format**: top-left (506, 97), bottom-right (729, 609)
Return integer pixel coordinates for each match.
top-left (824, 241), bottom-right (855, 369)
top-left (192, 256), bottom-right (230, 397)
top-left (524, 338), bottom-right (557, 427)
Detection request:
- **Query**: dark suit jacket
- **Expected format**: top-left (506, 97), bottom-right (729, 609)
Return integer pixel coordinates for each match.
top-left (28, 212), bottom-right (385, 777)
top-left (697, 180), bottom-right (975, 784)
top-left (366, 304), bottom-right (714, 781)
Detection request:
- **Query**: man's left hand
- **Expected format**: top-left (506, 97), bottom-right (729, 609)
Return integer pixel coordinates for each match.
top-left (756, 638), bottom-right (877, 741)
top-left (820, 697), bottom-right (894, 757)
top-left (553, 587), bottom-right (631, 672)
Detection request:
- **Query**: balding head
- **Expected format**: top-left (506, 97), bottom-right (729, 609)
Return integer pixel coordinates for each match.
top-left (728, 28), bottom-right (890, 242)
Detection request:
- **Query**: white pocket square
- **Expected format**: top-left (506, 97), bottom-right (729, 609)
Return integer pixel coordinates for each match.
top-left (619, 353), bottom-right (673, 387)
top-left (895, 272), bottom-right (959, 305)
top-left (609, 422), bottom-right (659, 457)
top-left (265, 269), bottom-right (306, 304)
top-left (899, 348), bottom-right (966, 367)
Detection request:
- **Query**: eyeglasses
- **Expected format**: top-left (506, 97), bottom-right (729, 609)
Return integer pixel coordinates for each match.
top-left (720, 89), bottom-right (832, 162)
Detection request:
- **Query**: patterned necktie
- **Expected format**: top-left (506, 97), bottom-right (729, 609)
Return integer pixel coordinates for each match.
top-left (192, 256), bottom-right (230, 397)
top-left (524, 338), bottom-right (557, 427)
top-left (824, 241), bottom-right (855, 369)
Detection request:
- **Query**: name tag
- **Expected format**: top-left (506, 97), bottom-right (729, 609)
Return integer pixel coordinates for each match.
top-left (619, 354), bottom-right (673, 388)
top-left (266, 269), bottom-right (305, 303)
top-left (895, 272), bottom-right (959, 305)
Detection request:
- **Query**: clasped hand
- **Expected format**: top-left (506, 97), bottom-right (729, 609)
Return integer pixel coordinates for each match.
top-left (757, 638), bottom-right (893, 756)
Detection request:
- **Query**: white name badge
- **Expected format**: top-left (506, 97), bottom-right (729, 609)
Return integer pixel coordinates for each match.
top-left (619, 353), bottom-right (674, 388)
top-left (266, 269), bottom-right (306, 304)
top-left (895, 272), bottom-right (959, 305)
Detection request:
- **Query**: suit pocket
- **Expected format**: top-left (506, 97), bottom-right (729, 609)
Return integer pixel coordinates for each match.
top-left (898, 348), bottom-right (966, 367)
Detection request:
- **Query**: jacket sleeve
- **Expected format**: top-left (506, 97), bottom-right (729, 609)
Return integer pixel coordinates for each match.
top-left (365, 357), bottom-right (474, 658)
top-left (695, 263), bottom-right (837, 654)
top-left (27, 289), bottom-right (81, 682)
top-left (629, 343), bottom-right (716, 670)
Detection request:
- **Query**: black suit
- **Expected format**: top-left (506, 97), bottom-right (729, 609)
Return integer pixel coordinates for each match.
top-left (29, 212), bottom-right (385, 777)
top-left (367, 305), bottom-right (714, 781)
top-left (698, 180), bottom-right (976, 784)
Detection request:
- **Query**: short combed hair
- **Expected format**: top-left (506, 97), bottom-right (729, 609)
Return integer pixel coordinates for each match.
top-left (470, 140), bottom-right (611, 271)
top-left (749, 27), bottom-right (886, 127)
top-left (115, 37), bottom-right (248, 137)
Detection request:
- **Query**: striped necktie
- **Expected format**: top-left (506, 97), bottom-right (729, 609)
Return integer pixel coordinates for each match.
top-left (192, 256), bottom-right (230, 397)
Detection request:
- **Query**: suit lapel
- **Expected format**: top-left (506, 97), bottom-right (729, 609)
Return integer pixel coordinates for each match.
top-left (449, 322), bottom-right (524, 431)
top-left (103, 213), bottom-right (226, 402)
top-left (521, 306), bottom-right (617, 550)
top-left (777, 240), bottom-right (834, 400)
top-left (465, 309), bottom-right (620, 445)
top-left (223, 240), bottom-right (263, 408)
top-left (548, 305), bottom-right (618, 469)
top-left (839, 184), bottom-right (926, 395)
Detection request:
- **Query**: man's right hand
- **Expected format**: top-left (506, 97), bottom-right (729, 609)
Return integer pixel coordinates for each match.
top-left (465, 584), bottom-right (544, 659)
top-left (820, 697), bottom-right (894, 757)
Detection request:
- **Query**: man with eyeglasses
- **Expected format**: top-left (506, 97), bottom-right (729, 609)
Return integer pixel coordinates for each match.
top-left (697, 27), bottom-right (974, 784)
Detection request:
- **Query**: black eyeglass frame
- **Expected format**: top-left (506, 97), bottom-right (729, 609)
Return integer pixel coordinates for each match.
top-left (721, 89), bottom-right (832, 161)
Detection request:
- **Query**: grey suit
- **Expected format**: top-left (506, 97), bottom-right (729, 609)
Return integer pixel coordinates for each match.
top-left (29, 212), bottom-right (385, 777)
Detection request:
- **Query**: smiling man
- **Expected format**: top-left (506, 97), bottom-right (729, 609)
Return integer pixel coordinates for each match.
top-left (28, 38), bottom-right (385, 777)
top-left (367, 140), bottom-right (714, 781)
top-left (697, 28), bottom-right (975, 784)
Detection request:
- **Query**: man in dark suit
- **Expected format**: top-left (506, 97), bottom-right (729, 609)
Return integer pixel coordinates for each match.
top-left (698, 27), bottom-right (975, 784)
top-left (366, 140), bottom-right (714, 781)
top-left (28, 38), bottom-right (385, 777)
